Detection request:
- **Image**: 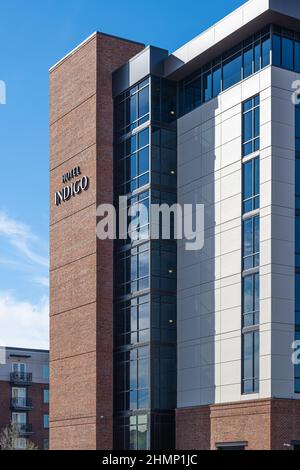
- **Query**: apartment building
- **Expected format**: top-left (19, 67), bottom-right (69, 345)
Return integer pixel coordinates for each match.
top-left (50, 0), bottom-right (300, 450)
top-left (0, 347), bottom-right (49, 450)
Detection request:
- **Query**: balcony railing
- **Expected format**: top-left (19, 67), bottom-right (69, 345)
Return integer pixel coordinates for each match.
top-left (15, 423), bottom-right (33, 435)
top-left (10, 372), bottom-right (32, 384)
top-left (11, 397), bottom-right (33, 410)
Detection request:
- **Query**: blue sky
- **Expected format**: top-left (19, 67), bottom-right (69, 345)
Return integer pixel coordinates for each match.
top-left (0, 0), bottom-right (247, 349)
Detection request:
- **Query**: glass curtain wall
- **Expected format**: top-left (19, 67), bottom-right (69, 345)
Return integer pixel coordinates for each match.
top-left (114, 76), bottom-right (177, 450)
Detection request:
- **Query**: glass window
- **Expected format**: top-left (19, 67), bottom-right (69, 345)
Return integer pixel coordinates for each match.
top-left (242, 95), bottom-right (260, 157)
top-left (261, 36), bottom-right (271, 68)
top-left (203, 70), bottom-right (212, 102)
top-left (295, 41), bottom-right (300, 73)
top-left (184, 78), bottom-right (201, 113)
top-left (42, 365), bottom-right (49, 380)
top-left (43, 414), bottom-right (49, 429)
top-left (213, 66), bottom-right (221, 97)
top-left (243, 46), bottom-right (253, 79)
top-left (243, 157), bottom-right (260, 213)
top-left (223, 52), bottom-right (242, 90)
top-left (273, 34), bottom-right (281, 67)
top-left (282, 37), bottom-right (294, 71)
top-left (242, 331), bottom-right (259, 394)
top-left (243, 216), bottom-right (260, 271)
top-left (254, 41), bottom-right (261, 73)
top-left (43, 389), bottom-right (49, 404)
top-left (43, 439), bottom-right (49, 450)
top-left (243, 273), bottom-right (259, 327)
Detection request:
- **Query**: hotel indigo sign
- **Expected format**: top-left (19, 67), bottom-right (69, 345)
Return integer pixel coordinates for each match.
top-left (55, 166), bottom-right (89, 206)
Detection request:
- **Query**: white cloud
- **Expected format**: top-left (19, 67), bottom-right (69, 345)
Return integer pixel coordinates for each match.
top-left (0, 211), bottom-right (48, 268)
top-left (0, 293), bottom-right (49, 350)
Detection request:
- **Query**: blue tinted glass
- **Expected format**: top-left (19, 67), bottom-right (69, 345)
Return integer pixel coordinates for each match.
top-left (254, 216), bottom-right (260, 253)
top-left (138, 148), bottom-right (149, 175)
top-left (262, 36), bottom-right (271, 68)
top-left (243, 111), bottom-right (253, 143)
top-left (213, 66), bottom-right (221, 97)
top-left (243, 46), bottom-right (253, 79)
top-left (243, 142), bottom-right (253, 158)
top-left (185, 79), bottom-right (201, 112)
top-left (254, 331), bottom-right (259, 389)
top-left (243, 333), bottom-right (253, 380)
top-left (243, 219), bottom-right (253, 257)
top-left (296, 275), bottom-right (300, 312)
top-left (254, 42), bottom-right (261, 73)
top-left (296, 217), bottom-right (300, 253)
top-left (138, 87), bottom-right (149, 118)
top-left (254, 158), bottom-right (260, 196)
top-left (243, 160), bottom-right (253, 201)
top-left (295, 41), bottom-right (300, 73)
top-left (254, 107), bottom-right (260, 138)
top-left (138, 128), bottom-right (149, 149)
top-left (296, 161), bottom-right (300, 195)
top-left (223, 53), bottom-right (242, 90)
top-left (296, 108), bottom-right (300, 138)
top-left (273, 35), bottom-right (281, 67)
top-left (203, 71), bottom-right (212, 102)
top-left (282, 37), bottom-right (294, 70)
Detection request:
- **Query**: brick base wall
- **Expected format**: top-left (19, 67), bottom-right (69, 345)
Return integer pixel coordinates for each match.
top-left (176, 399), bottom-right (300, 450)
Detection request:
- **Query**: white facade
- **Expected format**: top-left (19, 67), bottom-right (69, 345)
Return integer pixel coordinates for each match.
top-left (177, 63), bottom-right (300, 407)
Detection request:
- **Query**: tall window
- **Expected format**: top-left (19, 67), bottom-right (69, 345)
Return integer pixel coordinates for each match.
top-left (181, 27), bottom-right (270, 115)
top-left (242, 331), bottom-right (259, 394)
top-left (242, 95), bottom-right (260, 157)
top-left (243, 157), bottom-right (260, 213)
top-left (243, 216), bottom-right (260, 271)
top-left (273, 26), bottom-right (300, 73)
top-left (43, 414), bottom-right (49, 429)
top-left (115, 78), bottom-right (150, 137)
top-left (242, 95), bottom-right (260, 395)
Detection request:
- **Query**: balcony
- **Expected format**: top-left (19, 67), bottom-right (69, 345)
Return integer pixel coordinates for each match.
top-left (11, 397), bottom-right (33, 410)
top-left (10, 372), bottom-right (32, 385)
top-left (15, 423), bottom-right (33, 435)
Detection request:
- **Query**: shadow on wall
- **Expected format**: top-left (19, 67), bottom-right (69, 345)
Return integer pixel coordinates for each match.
top-left (177, 95), bottom-right (219, 449)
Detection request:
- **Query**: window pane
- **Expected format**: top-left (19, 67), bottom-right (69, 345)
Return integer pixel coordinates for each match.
top-left (213, 66), bottom-right (221, 97)
top-left (243, 160), bottom-right (253, 201)
top-left (138, 148), bottom-right (149, 175)
top-left (243, 46), bottom-right (253, 79)
top-left (262, 36), bottom-right (271, 68)
top-left (295, 41), bottom-right (300, 73)
top-left (243, 111), bottom-right (253, 143)
top-left (254, 41), bottom-right (261, 73)
top-left (282, 37), bottom-right (294, 70)
top-left (223, 53), bottom-right (242, 90)
top-left (138, 128), bottom-right (149, 149)
top-left (138, 87), bottom-right (149, 118)
top-left (273, 34), bottom-right (281, 67)
top-left (203, 71), bottom-right (212, 102)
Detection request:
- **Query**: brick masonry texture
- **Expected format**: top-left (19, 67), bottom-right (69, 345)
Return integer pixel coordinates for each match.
top-left (0, 380), bottom-right (49, 450)
top-left (176, 399), bottom-right (300, 450)
top-left (50, 33), bottom-right (144, 450)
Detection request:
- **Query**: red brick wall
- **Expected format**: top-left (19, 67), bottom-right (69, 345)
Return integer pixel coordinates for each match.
top-left (176, 399), bottom-right (300, 450)
top-left (0, 380), bottom-right (49, 450)
top-left (50, 33), bottom-right (144, 450)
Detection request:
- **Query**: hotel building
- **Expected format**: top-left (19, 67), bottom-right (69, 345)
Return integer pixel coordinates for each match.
top-left (50, 0), bottom-right (300, 450)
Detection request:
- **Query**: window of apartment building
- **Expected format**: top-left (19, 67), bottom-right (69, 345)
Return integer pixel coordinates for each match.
top-left (43, 414), bottom-right (49, 429)
top-left (43, 389), bottom-right (49, 404)
top-left (43, 438), bottom-right (49, 450)
top-left (243, 157), bottom-right (259, 213)
top-left (116, 415), bottom-right (148, 450)
top-left (14, 438), bottom-right (27, 450)
top-left (242, 216), bottom-right (260, 271)
top-left (42, 364), bottom-right (49, 380)
top-left (242, 95), bottom-right (260, 157)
